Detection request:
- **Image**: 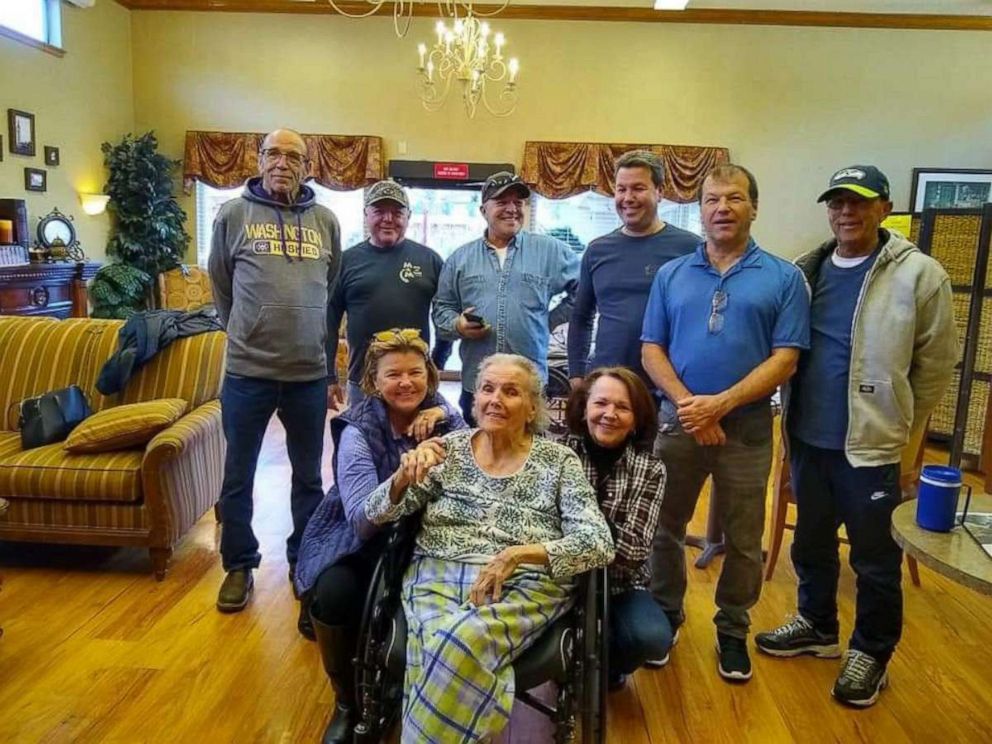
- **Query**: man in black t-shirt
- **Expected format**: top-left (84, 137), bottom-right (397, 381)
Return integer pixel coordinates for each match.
top-left (327, 180), bottom-right (449, 407)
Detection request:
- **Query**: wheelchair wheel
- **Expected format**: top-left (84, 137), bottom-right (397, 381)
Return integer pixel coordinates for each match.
top-left (575, 568), bottom-right (608, 744)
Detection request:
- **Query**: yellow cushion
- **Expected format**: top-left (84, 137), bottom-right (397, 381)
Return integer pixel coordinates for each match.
top-left (64, 398), bottom-right (187, 454)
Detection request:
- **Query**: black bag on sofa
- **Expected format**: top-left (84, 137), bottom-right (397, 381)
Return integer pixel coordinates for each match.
top-left (14, 385), bottom-right (91, 450)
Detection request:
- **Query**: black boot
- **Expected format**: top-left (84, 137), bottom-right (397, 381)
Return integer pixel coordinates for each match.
top-left (311, 613), bottom-right (357, 744)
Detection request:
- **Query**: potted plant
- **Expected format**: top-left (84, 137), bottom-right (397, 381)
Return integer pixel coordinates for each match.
top-left (90, 132), bottom-right (189, 318)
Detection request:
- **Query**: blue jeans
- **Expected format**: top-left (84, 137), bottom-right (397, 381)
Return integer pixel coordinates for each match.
top-left (219, 374), bottom-right (327, 571)
top-left (459, 389), bottom-right (477, 427)
top-left (610, 589), bottom-right (673, 676)
top-left (347, 380), bottom-right (366, 408)
top-left (789, 435), bottom-right (902, 664)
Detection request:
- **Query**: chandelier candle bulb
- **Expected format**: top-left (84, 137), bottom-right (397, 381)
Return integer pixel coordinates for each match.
top-left (508, 57), bottom-right (519, 84)
top-left (418, 43), bottom-right (426, 68)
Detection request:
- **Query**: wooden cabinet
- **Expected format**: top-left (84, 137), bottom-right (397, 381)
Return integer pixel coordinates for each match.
top-left (0, 262), bottom-right (99, 318)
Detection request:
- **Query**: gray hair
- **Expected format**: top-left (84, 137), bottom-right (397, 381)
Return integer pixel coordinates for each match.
top-left (474, 353), bottom-right (549, 434)
top-left (614, 149), bottom-right (665, 188)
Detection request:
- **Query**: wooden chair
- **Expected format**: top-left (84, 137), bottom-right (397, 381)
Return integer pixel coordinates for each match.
top-left (764, 430), bottom-right (923, 586)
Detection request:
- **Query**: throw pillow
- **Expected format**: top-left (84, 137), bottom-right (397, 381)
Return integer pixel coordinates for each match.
top-left (64, 398), bottom-right (188, 454)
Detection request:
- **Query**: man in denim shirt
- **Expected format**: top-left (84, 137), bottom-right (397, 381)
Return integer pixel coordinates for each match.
top-left (434, 172), bottom-right (579, 423)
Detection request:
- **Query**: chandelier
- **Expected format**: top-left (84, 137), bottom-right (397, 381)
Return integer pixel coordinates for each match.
top-left (416, 13), bottom-right (520, 118)
top-left (326, 0), bottom-right (509, 38)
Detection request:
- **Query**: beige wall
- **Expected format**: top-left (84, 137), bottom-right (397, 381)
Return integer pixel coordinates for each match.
top-left (131, 12), bottom-right (987, 259)
top-left (0, 3), bottom-right (133, 262)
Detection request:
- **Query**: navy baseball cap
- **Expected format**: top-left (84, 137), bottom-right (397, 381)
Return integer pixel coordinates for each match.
top-left (817, 165), bottom-right (891, 202)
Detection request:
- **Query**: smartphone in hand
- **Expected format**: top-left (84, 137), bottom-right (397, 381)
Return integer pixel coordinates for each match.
top-left (463, 312), bottom-right (485, 326)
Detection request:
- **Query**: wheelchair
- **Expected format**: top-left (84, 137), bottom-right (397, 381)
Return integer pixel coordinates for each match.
top-left (352, 515), bottom-right (609, 743)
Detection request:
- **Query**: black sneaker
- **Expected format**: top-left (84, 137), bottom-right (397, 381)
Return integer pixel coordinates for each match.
top-left (716, 632), bottom-right (752, 682)
top-left (832, 650), bottom-right (888, 707)
top-left (216, 569), bottom-right (254, 613)
top-left (644, 626), bottom-right (680, 668)
top-left (755, 614), bottom-right (841, 658)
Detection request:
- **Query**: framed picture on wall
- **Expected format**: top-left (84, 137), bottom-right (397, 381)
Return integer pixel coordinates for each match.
top-left (44, 146), bottom-right (59, 166)
top-left (24, 167), bottom-right (47, 193)
top-left (910, 168), bottom-right (992, 212)
top-left (7, 109), bottom-right (36, 156)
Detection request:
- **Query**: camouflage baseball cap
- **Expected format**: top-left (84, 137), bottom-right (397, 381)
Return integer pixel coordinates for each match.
top-left (481, 171), bottom-right (531, 202)
top-left (365, 179), bottom-right (409, 208)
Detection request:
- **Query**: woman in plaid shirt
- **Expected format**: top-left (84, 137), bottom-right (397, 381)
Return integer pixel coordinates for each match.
top-left (565, 367), bottom-right (673, 690)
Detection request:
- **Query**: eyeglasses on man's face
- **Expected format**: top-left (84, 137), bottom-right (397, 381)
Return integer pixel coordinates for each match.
top-left (708, 290), bottom-right (729, 334)
top-left (260, 148), bottom-right (307, 167)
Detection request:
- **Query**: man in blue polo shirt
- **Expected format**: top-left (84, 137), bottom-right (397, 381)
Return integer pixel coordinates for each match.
top-left (434, 172), bottom-right (579, 423)
top-left (755, 166), bottom-right (955, 707)
top-left (641, 164), bottom-right (810, 682)
top-left (568, 150), bottom-right (698, 389)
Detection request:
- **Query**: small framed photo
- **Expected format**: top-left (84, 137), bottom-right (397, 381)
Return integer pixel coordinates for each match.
top-left (24, 167), bottom-right (47, 193)
top-left (7, 109), bottom-right (36, 157)
top-left (910, 168), bottom-right (992, 212)
top-left (44, 146), bottom-right (59, 166)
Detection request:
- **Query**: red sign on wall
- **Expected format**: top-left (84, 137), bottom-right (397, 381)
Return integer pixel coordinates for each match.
top-left (433, 163), bottom-right (470, 180)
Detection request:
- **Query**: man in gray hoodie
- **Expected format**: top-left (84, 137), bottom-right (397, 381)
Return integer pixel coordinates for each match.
top-left (755, 165), bottom-right (956, 707)
top-left (209, 128), bottom-right (341, 613)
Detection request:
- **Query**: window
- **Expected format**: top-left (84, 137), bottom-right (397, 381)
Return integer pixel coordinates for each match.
top-left (405, 188), bottom-right (487, 260)
top-left (194, 181), bottom-right (365, 266)
top-left (0, 0), bottom-right (61, 48)
top-left (531, 191), bottom-right (702, 253)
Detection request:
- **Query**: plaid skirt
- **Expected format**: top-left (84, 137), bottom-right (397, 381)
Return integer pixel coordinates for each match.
top-left (400, 555), bottom-right (572, 743)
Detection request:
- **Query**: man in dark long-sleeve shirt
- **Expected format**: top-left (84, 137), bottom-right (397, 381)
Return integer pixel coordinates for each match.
top-left (327, 180), bottom-right (450, 408)
top-left (568, 150), bottom-right (698, 389)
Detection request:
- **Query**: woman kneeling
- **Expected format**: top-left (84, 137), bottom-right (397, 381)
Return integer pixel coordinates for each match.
top-left (365, 353), bottom-right (615, 742)
top-left (294, 329), bottom-right (464, 743)
top-left (565, 367), bottom-right (673, 689)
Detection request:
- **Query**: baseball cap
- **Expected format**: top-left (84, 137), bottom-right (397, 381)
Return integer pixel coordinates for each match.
top-left (481, 172), bottom-right (531, 202)
top-left (365, 180), bottom-right (409, 208)
top-left (817, 165), bottom-right (891, 203)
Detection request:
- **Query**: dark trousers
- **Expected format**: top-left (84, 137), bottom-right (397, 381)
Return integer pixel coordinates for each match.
top-left (789, 436), bottom-right (903, 664)
top-left (309, 541), bottom-right (383, 628)
top-left (650, 406), bottom-right (773, 638)
top-left (219, 374), bottom-right (327, 571)
top-left (459, 389), bottom-right (477, 427)
top-left (609, 589), bottom-right (673, 676)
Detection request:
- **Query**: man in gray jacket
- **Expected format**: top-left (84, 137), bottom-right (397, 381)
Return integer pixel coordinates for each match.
top-left (755, 165), bottom-right (956, 707)
top-left (209, 128), bottom-right (341, 613)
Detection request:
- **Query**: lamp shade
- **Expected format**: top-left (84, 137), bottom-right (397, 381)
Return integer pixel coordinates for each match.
top-left (79, 193), bottom-right (110, 216)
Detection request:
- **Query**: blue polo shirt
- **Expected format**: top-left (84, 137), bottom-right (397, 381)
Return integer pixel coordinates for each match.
top-left (641, 240), bottom-right (810, 408)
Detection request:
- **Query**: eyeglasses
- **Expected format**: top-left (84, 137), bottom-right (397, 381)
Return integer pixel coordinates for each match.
top-left (260, 148), bottom-right (306, 166)
top-left (372, 328), bottom-right (422, 344)
top-left (708, 290), bottom-right (729, 334)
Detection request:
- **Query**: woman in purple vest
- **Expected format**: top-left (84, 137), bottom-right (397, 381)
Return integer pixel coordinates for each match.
top-left (293, 329), bottom-right (464, 744)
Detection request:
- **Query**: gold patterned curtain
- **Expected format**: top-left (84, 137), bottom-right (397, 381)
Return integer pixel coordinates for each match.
top-left (183, 130), bottom-right (385, 194)
top-left (521, 141), bottom-right (730, 202)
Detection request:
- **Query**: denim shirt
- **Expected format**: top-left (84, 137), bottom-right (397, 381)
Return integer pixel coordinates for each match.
top-left (434, 230), bottom-right (579, 391)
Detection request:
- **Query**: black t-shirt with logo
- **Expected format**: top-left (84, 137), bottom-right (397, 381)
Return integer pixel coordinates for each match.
top-left (329, 238), bottom-right (444, 383)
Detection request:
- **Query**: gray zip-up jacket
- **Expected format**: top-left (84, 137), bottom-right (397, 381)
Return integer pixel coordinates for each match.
top-left (208, 178), bottom-right (341, 382)
top-left (790, 229), bottom-right (956, 468)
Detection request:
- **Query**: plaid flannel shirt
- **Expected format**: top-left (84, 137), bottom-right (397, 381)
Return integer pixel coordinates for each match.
top-left (566, 436), bottom-right (666, 594)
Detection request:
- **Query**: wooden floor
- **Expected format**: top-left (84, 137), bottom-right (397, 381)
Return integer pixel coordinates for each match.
top-left (1, 416), bottom-right (991, 744)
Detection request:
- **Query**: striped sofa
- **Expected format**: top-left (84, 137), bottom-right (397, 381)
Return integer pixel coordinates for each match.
top-left (0, 316), bottom-right (226, 579)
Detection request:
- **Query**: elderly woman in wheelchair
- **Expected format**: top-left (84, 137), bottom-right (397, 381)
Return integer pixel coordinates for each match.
top-left (363, 353), bottom-right (615, 742)
top-left (292, 329), bottom-right (465, 744)
top-left (564, 367), bottom-right (672, 690)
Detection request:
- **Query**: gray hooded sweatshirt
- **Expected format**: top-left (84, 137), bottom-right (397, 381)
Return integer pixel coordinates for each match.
top-left (208, 177), bottom-right (341, 382)
top-left (791, 229), bottom-right (957, 468)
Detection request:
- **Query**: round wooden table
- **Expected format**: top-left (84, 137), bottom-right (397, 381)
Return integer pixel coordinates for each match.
top-left (891, 493), bottom-right (992, 595)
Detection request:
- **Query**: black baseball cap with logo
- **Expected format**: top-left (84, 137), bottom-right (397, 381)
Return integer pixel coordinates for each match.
top-left (817, 165), bottom-right (891, 203)
top-left (481, 172), bottom-right (531, 202)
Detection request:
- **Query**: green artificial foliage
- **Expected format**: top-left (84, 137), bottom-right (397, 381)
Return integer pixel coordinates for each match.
top-left (101, 132), bottom-right (189, 276)
top-left (89, 263), bottom-right (152, 319)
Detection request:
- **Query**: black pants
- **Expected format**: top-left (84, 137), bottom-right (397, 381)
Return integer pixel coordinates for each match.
top-left (459, 389), bottom-right (477, 427)
top-left (310, 539), bottom-right (384, 629)
top-left (790, 436), bottom-right (903, 664)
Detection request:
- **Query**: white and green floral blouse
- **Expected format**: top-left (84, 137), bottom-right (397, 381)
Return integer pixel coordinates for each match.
top-left (364, 429), bottom-right (615, 580)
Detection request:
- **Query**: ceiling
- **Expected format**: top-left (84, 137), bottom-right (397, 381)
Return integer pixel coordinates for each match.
top-left (502, 0), bottom-right (992, 12)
